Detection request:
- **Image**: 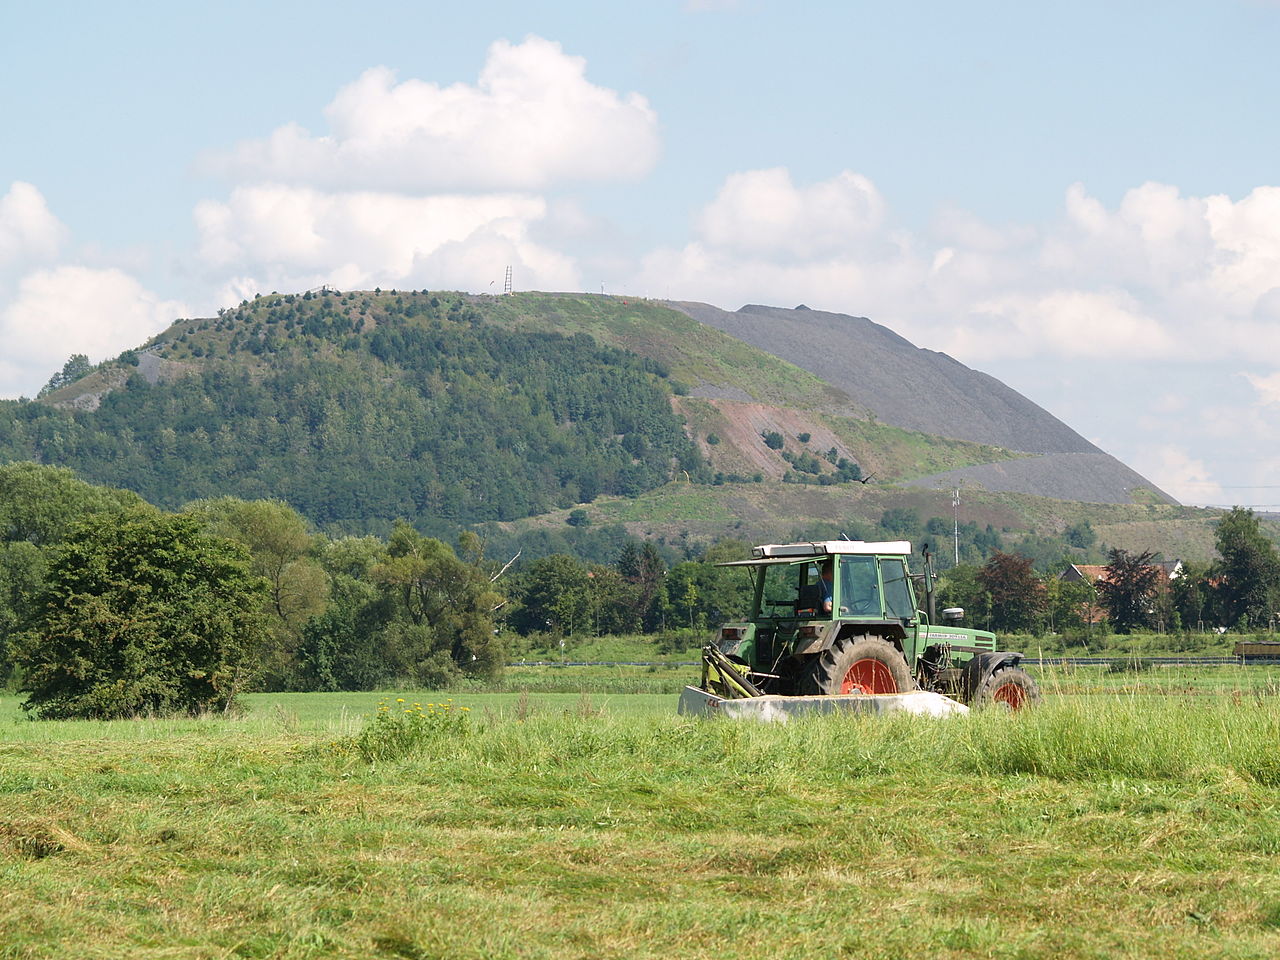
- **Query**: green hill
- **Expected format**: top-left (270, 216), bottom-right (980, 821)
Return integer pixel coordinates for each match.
top-left (0, 292), bottom-right (703, 533)
top-left (0, 290), bottom-right (1017, 536)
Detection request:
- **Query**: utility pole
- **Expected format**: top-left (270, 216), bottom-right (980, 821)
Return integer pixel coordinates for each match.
top-left (952, 485), bottom-right (961, 567)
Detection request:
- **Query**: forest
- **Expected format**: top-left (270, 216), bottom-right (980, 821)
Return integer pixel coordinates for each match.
top-left (0, 291), bottom-right (702, 534)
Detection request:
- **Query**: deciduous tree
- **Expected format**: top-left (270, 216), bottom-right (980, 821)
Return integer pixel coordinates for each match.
top-left (976, 551), bottom-right (1044, 633)
top-left (1096, 548), bottom-right (1160, 633)
top-left (17, 513), bottom-right (268, 719)
top-left (1211, 507), bottom-right (1280, 628)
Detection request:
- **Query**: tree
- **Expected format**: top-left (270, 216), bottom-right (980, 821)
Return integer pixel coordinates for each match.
top-left (38, 354), bottom-right (93, 397)
top-left (1096, 548), bottom-right (1160, 633)
top-left (0, 464), bottom-right (152, 686)
top-left (16, 513), bottom-right (268, 719)
top-left (879, 508), bottom-right (923, 541)
top-left (976, 552), bottom-right (1044, 633)
top-left (936, 563), bottom-right (990, 625)
top-left (0, 462), bottom-right (149, 547)
top-left (1171, 561), bottom-right (1209, 631)
top-left (515, 554), bottom-right (593, 637)
top-left (184, 497), bottom-right (329, 689)
top-left (1043, 575), bottom-right (1096, 635)
top-left (1064, 521), bottom-right (1097, 550)
top-left (1211, 507), bottom-right (1280, 629)
top-left (371, 522), bottom-right (504, 680)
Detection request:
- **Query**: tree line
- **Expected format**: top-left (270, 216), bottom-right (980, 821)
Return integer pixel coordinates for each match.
top-left (0, 464), bottom-right (748, 718)
top-left (939, 507), bottom-right (1280, 637)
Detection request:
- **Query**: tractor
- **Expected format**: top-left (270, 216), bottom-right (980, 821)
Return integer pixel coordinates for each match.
top-left (700, 539), bottom-right (1040, 709)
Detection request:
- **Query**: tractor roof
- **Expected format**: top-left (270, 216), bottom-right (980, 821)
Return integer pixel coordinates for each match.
top-left (751, 540), bottom-right (911, 558)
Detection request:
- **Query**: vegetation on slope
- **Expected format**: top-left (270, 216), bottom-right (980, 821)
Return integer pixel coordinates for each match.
top-left (0, 291), bottom-right (702, 533)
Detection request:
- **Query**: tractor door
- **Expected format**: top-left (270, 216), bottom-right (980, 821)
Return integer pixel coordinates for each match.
top-left (879, 556), bottom-right (922, 661)
top-left (836, 555), bottom-right (882, 617)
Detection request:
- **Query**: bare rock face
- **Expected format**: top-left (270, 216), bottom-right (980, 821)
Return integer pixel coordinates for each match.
top-left (668, 301), bottom-right (1175, 505)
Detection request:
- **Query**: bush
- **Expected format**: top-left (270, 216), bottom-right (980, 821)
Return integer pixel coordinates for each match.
top-left (355, 697), bottom-right (471, 762)
top-left (762, 431), bottom-right (785, 450)
top-left (17, 512), bottom-right (268, 719)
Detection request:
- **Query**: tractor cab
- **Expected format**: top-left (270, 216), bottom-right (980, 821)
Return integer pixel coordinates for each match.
top-left (732, 539), bottom-right (919, 630)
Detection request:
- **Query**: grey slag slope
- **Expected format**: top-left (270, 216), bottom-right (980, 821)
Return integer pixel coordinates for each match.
top-left (668, 301), bottom-right (1098, 455)
top-left (904, 453), bottom-right (1171, 505)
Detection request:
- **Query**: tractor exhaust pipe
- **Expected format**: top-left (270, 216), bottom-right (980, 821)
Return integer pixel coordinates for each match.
top-left (921, 543), bottom-right (937, 623)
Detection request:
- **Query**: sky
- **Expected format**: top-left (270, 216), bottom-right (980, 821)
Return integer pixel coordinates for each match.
top-left (2, 0), bottom-right (1279, 508)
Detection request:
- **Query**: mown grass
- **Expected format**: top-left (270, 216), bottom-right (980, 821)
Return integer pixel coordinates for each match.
top-left (4, 686), bottom-right (1280, 959)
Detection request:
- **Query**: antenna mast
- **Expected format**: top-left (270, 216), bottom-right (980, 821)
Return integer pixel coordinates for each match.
top-left (503, 265), bottom-right (512, 296)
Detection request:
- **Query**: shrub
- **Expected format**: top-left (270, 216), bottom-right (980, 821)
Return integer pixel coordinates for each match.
top-left (355, 697), bottom-right (471, 762)
top-left (17, 513), bottom-right (268, 719)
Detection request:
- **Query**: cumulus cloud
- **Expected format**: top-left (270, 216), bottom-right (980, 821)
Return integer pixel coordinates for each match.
top-left (195, 185), bottom-right (578, 297)
top-left (0, 182), bottom-right (67, 267)
top-left (1128, 444), bottom-right (1225, 506)
top-left (637, 171), bottom-right (1280, 365)
top-left (0, 266), bottom-right (187, 398)
top-left (1243, 370), bottom-right (1280, 407)
top-left (697, 168), bottom-right (886, 261)
top-left (204, 37), bottom-right (659, 192)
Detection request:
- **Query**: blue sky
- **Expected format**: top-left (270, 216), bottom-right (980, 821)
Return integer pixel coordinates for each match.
top-left (3, 0), bottom-right (1280, 507)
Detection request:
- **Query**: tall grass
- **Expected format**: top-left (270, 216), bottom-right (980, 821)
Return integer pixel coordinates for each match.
top-left (6, 692), bottom-right (1280, 957)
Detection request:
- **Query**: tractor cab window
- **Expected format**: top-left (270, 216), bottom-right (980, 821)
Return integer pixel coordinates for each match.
top-left (880, 558), bottom-right (916, 622)
top-left (757, 559), bottom-right (829, 619)
top-left (838, 555), bottom-right (881, 616)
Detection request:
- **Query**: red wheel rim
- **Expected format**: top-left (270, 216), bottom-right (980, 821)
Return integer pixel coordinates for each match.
top-left (991, 681), bottom-right (1027, 710)
top-left (841, 658), bottom-right (898, 695)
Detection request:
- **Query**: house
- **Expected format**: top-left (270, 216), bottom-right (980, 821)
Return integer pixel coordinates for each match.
top-left (1058, 559), bottom-right (1182, 627)
top-left (1060, 559), bottom-right (1182, 585)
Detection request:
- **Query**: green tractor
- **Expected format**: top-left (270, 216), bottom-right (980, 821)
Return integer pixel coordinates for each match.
top-left (701, 540), bottom-right (1040, 709)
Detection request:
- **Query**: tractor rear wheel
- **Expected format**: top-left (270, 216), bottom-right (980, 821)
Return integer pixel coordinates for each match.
top-left (802, 634), bottom-right (914, 696)
top-left (972, 666), bottom-right (1041, 711)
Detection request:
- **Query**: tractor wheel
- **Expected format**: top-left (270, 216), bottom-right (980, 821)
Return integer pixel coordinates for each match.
top-left (802, 634), bottom-right (914, 696)
top-left (971, 666), bottom-right (1041, 711)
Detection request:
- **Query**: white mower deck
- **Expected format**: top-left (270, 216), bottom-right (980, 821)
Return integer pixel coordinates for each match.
top-left (678, 685), bottom-right (968, 722)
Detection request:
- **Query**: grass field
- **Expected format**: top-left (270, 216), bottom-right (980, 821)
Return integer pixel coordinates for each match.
top-left (4, 672), bottom-right (1280, 959)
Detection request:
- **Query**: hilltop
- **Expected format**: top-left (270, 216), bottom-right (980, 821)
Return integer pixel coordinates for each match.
top-left (0, 289), bottom-right (1193, 556)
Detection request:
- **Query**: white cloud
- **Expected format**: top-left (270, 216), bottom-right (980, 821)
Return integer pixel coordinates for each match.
top-left (636, 171), bottom-right (1280, 366)
top-left (1243, 370), bottom-right (1280, 407)
top-left (195, 185), bottom-right (578, 300)
top-left (697, 168), bottom-right (886, 261)
top-left (0, 182), bottom-right (67, 267)
top-left (1129, 444), bottom-right (1225, 507)
top-left (0, 266), bottom-right (187, 398)
top-left (205, 37), bottom-right (659, 192)
top-left (961, 289), bottom-right (1175, 360)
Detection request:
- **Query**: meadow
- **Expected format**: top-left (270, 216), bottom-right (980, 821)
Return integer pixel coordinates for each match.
top-left (3, 665), bottom-right (1280, 959)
